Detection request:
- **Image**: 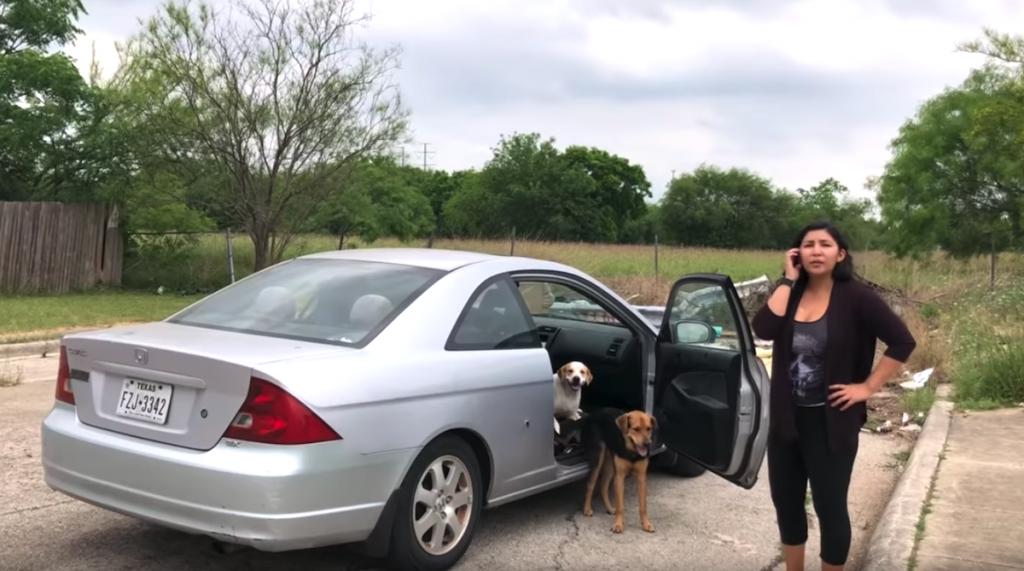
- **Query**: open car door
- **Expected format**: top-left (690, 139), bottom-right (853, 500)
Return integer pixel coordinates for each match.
top-left (653, 273), bottom-right (770, 489)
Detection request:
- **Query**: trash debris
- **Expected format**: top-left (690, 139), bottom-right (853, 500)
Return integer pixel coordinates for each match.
top-left (900, 368), bottom-right (934, 391)
top-left (877, 420), bottom-right (894, 433)
top-left (901, 412), bottom-right (910, 426)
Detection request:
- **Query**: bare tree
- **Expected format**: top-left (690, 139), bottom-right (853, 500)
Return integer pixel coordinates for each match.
top-left (118, 0), bottom-right (409, 270)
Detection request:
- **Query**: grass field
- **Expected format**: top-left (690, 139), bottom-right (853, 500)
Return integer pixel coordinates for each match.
top-left (0, 292), bottom-right (204, 344)
top-left (4, 234), bottom-right (1024, 409)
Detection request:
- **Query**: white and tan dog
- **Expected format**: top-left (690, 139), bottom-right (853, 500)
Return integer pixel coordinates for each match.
top-left (553, 361), bottom-right (593, 434)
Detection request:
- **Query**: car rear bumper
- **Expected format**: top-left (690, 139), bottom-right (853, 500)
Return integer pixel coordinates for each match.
top-left (40, 403), bottom-right (417, 552)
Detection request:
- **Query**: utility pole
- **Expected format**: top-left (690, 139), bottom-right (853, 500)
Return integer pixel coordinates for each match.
top-left (418, 142), bottom-right (435, 170)
top-left (671, 169), bottom-right (676, 179)
top-left (399, 146), bottom-right (406, 167)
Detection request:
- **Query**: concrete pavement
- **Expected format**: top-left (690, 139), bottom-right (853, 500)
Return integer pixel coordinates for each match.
top-left (1, 368), bottom-right (911, 571)
top-left (911, 406), bottom-right (1024, 571)
top-left (0, 354), bottom-right (58, 386)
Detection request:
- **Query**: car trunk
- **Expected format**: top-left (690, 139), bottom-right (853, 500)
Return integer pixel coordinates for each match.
top-left (63, 322), bottom-right (351, 451)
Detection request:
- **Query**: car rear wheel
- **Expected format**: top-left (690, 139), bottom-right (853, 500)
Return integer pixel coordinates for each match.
top-left (388, 435), bottom-right (483, 571)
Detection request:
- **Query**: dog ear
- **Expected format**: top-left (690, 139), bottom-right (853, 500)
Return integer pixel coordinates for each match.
top-left (583, 366), bottom-right (593, 385)
top-left (648, 414), bottom-right (657, 430)
top-left (616, 413), bottom-right (631, 435)
top-left (556, 363), bottom-right (568, 379)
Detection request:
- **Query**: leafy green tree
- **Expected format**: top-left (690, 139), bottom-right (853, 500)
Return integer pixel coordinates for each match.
top-left (115, 0), bottom-right (409, 271)
top-left (443, 132), bottom-right (649, 242)
top-left (658, 164), bottom-right (794, 249)
top-left (409, 168), bottom-right (476, 240)
top-left (0, 0), bottom-right (90, 198)
top-left (312, 157), bottom-right (434, 247)
top-left (876, 63), bottom-right (1024, 263)
top-left (620, 203), bottom-right (660, 244)
top-left (561, 145), bottom-right (652, 241)
top-left (796, 178), bottom-right (878, 249)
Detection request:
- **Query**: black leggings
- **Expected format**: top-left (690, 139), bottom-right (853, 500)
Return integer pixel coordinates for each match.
top-left (768, 405), bottom-right (858, 566)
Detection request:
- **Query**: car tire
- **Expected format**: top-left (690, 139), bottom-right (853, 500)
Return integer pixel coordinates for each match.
top-left (387, 435), bottom-right (484, 571)
top-left (655, 450), bottom-right (707, 478)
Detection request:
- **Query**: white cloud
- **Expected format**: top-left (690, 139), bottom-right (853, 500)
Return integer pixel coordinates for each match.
top-left (65, 0), bottom-right (1019, 204)
top-left (65, 31), bottom-right (122, 82)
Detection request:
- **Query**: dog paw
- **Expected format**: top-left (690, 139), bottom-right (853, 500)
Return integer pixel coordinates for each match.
top-left (582, 507), bottom-right (593, 517)
top-left (611, 522), bottom-right (623, 534)
top-left (642, 521), bottom-right (655, 533)
top-left (605, 507), bottom-right (614, 515)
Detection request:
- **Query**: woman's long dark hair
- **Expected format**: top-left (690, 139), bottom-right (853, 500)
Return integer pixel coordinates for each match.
top-left (789, 220), bottom-right (858, 282)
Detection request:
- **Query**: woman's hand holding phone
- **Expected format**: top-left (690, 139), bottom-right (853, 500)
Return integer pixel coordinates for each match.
top-left (784, 248), bottom-right (801, 281)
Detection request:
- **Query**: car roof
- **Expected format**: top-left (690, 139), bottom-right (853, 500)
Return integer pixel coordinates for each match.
top-left (299, 247), bottom-right (506, 271)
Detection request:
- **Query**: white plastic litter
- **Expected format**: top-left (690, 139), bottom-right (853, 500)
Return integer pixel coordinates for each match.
top-left (900, 368), bottom-right (934, 391)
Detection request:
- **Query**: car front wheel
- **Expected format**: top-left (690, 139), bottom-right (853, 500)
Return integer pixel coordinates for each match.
top-left (388, 435), bottom-right (484, 571)
top-left (654, 449), bottom-right (707, 478)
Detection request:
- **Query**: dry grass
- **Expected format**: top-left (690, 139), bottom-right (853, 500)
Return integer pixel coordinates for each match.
top-left (0, 360), bottom-right (24, 388)
top-left (124, 232), bottom-right (1024, 299)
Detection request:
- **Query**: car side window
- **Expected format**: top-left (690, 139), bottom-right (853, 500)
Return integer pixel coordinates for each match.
top-left (667, 282), bottom-right (740, 350)
top-left (448, 278), bottom-right (541, 351)
top-left (516, 280), bottom-right (624, 327)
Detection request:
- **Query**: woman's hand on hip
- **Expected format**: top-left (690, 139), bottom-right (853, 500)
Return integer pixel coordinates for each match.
top-left (828, 383), bottom-right (873, 411)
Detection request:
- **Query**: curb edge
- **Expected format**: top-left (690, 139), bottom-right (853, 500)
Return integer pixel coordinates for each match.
top-left (861, 384), bottom-right (953, 571)
top-left (0, 338), bottom-right (62, 359)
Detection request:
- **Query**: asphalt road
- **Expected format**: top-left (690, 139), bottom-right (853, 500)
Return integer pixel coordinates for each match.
top-left (1, 363), bottom-right (910, 571)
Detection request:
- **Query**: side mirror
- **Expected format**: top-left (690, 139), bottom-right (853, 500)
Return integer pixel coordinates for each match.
top-left (673, 320), bottom-right (716, 344)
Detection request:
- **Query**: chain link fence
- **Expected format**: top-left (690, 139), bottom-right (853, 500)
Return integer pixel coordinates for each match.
top-left (122, 228), bottom-right (674, 296)
top-left (122, 231), bottom-right (241, 294)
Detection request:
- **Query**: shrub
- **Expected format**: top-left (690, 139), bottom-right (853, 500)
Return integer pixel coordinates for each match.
top-left (956, 340), bottom-right (1024, 407)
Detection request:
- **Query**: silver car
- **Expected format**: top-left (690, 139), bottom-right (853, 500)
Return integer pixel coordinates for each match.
top-left (40, 248), bottom-right (770, 571)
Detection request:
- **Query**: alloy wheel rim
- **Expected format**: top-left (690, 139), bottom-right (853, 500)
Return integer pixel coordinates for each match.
top-left (412, 454), bottom-right (474, 556)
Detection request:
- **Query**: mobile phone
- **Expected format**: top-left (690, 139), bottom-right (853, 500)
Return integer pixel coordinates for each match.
top-left (790, 253), bottom-right (800, 268)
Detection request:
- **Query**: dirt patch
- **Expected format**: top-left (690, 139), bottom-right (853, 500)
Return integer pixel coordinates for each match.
top-left (864, 388), bottom-right (929, 449)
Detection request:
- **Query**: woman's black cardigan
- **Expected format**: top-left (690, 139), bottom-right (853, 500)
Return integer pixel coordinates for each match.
top-left (751, 278), bottom-right (917, 453)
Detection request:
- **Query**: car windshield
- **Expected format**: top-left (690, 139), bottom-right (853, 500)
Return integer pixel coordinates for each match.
top-left (168, 258), bottom-right (444, 346)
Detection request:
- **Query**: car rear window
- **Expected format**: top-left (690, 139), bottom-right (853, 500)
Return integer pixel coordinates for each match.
top-left (168, 258), bottom-right (445, 346)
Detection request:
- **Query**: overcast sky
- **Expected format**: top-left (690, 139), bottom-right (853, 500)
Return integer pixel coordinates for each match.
top-left (64, 0), bottom-right (1015, 202)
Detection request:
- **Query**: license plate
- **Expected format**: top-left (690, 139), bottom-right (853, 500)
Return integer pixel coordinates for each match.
top-left (115, 379), bottom-right (173, 425)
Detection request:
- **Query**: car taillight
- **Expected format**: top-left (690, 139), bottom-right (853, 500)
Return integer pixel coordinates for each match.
top-left (55, 345), bottom-right (75, 405)
top-left (223, 377), bottom-right (341, 445)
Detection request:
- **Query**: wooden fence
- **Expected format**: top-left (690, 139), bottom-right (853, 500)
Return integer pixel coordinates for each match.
top-left (0, 202), bottom-right (123, 294)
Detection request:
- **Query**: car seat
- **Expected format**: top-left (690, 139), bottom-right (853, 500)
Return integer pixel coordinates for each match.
top-left (350, 294), bottom-right (394, 328)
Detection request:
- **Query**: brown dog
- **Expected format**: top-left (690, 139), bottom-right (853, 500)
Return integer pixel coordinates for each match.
top-left (580, 407), bottom-right (657, 533)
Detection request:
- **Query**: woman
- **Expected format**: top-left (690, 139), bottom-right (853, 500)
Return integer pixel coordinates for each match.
top-left (752, 221), bottom-right (916, 571)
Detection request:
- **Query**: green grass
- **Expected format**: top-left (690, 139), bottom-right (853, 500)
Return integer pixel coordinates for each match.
top-left (902, 386), bottom-right (937, 419)
top-left (944, 282), bottom-right (1024, 409)
top-left (0, 291), bottom-right (203, 343)
top-left (907, 444), bottom-right (947, 571)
